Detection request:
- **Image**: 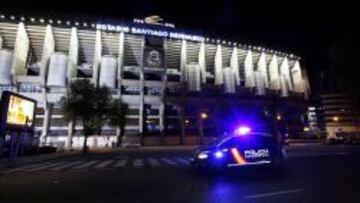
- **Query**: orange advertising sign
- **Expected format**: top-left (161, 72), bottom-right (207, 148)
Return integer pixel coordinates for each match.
top-left (6, 95), bottom-right (35, 127)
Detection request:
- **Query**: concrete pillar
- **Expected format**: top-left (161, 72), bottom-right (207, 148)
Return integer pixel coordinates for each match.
top-left (257, 52), bottom-right (269, 88)
top-left (215, 44), bottom-right (223, 85)
top-left (40, 103), bottom-right (52, 146)
top-left (139, 37), bottom-right (145, 136)
top-left (117, 32), bottom-right (125, 91)
top-left (159, 103), bottom-right (165, 135)
top-left (291, 61), bottom-right (303, 93)
top-left (66, 120), bottom-right (74, 150)
top-left (12, 22), bottom-right (29, 77)
top-left (41, 25), bottom-right (55, 85)
top-left (279, 57), bottom-right (292, 97)
top-left (244, 50), bottom-right (254, 87)
top-left (230, 47), bottom-right (240, 86)
top-left (68, 27), bottom-right (78, 85)
top-left (280, 57), bottom-right (292, 89)
top-left (139, 71), bottom-right (145, 135)
top-left (93, 30), bottom-right (102, 86)
top-left (198, 42), bottom-right (206, 83)
top-left (269, 55), bottom-right (280, 90)
top-left (180, 40), bottom-right (187, 82)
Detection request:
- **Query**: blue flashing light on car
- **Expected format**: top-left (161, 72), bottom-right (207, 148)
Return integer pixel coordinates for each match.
top-left (234, 126), bottom-right (251, 135)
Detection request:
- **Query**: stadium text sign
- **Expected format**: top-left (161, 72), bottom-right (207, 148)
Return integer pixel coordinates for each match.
top-left (96, 24), bottom-right (205, 42)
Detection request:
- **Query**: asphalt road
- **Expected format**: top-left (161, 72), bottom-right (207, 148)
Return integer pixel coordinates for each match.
top-left (1, 145), bottom-right (360, 203)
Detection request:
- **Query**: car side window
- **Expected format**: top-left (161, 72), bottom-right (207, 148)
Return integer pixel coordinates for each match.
top-left (220, 137), bottom-right (240, 148)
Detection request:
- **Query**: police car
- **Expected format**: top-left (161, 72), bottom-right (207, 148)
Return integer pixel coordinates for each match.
top-left (190, 126), bottom-right (285, 170)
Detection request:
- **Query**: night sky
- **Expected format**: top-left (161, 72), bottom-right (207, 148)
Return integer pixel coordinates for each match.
top-left (2, 1), bottom-right (358, 96)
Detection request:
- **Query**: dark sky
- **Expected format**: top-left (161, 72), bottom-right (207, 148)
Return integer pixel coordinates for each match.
top-left (2, 1), bottom-right (358, 95)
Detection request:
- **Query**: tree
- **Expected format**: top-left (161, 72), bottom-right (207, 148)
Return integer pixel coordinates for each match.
top-left (107, 99), bottom-right (128, 146)
top-left (60, 79), bottom-right (112, 152)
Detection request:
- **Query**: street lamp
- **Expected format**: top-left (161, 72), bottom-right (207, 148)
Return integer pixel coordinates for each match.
top-left (201, 112), bottom-right (208, 119)
top-left (276, 114), bottom-right (282, 121)
top-left (199, 112), bottom-right (209, 145)
top-left (333, 116), bottom-right (339, 122)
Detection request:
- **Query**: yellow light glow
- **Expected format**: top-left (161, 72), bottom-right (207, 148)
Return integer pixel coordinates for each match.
top-left (333, 116), bottom-right (339, 122)
top-left (304, 127), bottom-right (310, 132)
top-left (276, 115), bottom-right (281, 121)
top-left (6, 95), bottom-right (35, 127)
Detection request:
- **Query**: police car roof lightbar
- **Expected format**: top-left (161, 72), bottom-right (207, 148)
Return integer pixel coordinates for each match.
top-left (235, 126), bottom-right (251, 135)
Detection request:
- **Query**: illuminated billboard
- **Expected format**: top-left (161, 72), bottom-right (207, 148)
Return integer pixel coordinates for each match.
top-left (0, 91), bottom-right (36, 132)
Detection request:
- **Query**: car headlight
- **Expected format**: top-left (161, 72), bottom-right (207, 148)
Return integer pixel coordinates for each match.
top-left (198, 151), bottom-right (209, 160)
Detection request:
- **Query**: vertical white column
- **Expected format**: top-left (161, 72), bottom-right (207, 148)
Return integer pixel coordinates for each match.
top-left (230, 47), bottom-right (240, 86)
top-left (269, 55), bottom-right (280, 90)
top-left (159, 103), bottom-right (165, 135)
top-left (66, 27), bottom-right (78, 150)
top-left (0, 36), bottom-right (2, 49)
top-left (139, 37), bottom-right (145, 134)
top-left (279, 57), bottom-right (292, 97)
top-left (41, 25), bottom-right (55, 85)
top-left (117, 32), bottom-right (125, 91)
top-left (291, 61), bottom-right (303, 93)
top-left (244, 50), bottom-right (254, 87)
top-left (257, 52), bottom-right (268, 88)
top-left (41, 103), bottom-right (52, 146)
top-left (93, 30), bottom-right (102, 86)
top-left (280, 57), bottom-right (292, 89)
top-left (68, 27), bottom-right (78, 85)
top-left (198, 42), bottom-right (206, 83)
top-left (159, 40), bottom-right (168, 136)
top-left (66, 121), bottom-right (74, 150)
top-left (41, 25), bottom-right (55, 142)
top-left (180, 40), bottom-right (187, 82)
top-left (214, 44), bottom-right (223, 85)
top-left (12, 22), bottom-right (29, 77)
top-left (115, 32), bottom-right (125, 141)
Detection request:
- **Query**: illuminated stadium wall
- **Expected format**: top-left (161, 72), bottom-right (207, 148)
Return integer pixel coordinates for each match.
top-left (0, 14), bottom-right (310, 148)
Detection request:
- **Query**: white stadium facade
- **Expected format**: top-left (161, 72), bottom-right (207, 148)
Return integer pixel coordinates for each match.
top-left (0, 14), bottom-right (310, 148)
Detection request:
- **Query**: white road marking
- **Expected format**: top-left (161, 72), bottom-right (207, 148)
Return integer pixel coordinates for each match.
top-left (5, 162), bottom-right (51, 173)
top-left (174, 157), bottom-right (190, 165)
top-left (94, 160), bottom-right (113, 169)
top-left (72, 160), bottom-right (99, 170)
top-left (133, 159), bottom-right (143, 167)
top-left (148, 158), bottom-right (161, 166)
top-left (50, 161), bottom-right (83, 171)
top-left (161, 158), bottom-right (178, 165)
top-left (114, 160), bottom-right (128, 168)
top-left (245, 188), bottom-right (304, 199)
top-left (26, 162), bottom-right (66, 172)
top-left (288, 152), bottom-right (349, 158)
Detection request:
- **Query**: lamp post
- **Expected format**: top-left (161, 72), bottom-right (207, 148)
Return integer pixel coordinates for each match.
top-left (199, 112), bottom-right (208, 145)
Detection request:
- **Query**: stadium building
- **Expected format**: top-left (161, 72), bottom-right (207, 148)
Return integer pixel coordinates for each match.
top-left (0, 14), bottom-right (310, 148)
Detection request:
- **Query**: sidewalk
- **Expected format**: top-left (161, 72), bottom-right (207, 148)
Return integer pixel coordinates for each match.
top-left (285, 138), bottom-right (325, 146)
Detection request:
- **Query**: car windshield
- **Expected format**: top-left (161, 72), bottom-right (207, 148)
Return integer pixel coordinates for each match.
top-left (208, 132), bottom-right (272, 148)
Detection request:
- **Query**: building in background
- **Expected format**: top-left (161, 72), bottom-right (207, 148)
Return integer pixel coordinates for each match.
top-left (317, 93), bottom-right (360, 141)
top-left (0, 14), bottom-right (309, 148)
